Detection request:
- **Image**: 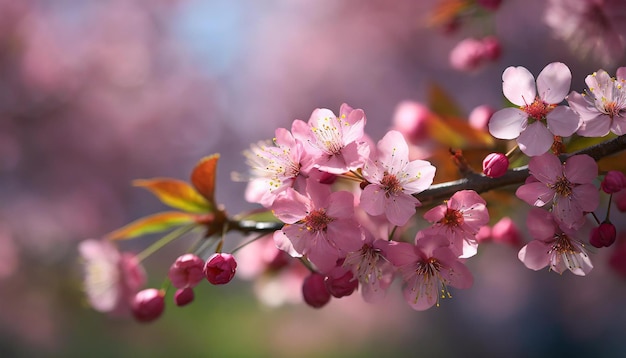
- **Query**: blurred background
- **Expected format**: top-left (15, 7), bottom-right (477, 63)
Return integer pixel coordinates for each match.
top-left (1, 0), bottom-right (626, 357)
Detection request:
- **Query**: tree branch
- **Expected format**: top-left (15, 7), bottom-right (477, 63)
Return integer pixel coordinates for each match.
top-left (231, 135), bottom-right (626, 233)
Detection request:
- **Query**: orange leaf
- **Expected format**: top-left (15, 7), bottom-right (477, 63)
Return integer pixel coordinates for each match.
top-left (428, 82), bottom-right (463, 118)
top-left (191, 154), bottom-right (219, 203)
top-left (105, 211), bottom-right (198, 240)
top-left (133, 178), bottom-right (212, 213)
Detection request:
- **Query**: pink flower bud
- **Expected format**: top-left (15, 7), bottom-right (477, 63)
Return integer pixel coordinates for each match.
top-left (482, 153), bottom-right (509, 178)
top-left (450, 38), bottom-right (485, 72)
top-left (590, 222), bottom-right (617, 248)
top-left (302, 273), bottom-right (331, 308)
top-left (468, 105), bottom-right (495, 130)
top-left (324, 267), bottom-right (358, 298)
top-left (481, 36), bottom-right (501, 61)
top-left (204, 253), bottom-right (237, 285)
top-left (174, 287), bottom-right (195, 307)
top-left (168, 254), bottom-right (205, 289)
top-left (132, 289), bottom-right (165, 323)
top-left (601, 171), bottom-right (626, 194)
top-left (475, 225), bottom-right (492, 244)
top-left (392, 101), bottom-right (432, 142)
top-left (491, 217), bottom-right (522, 247)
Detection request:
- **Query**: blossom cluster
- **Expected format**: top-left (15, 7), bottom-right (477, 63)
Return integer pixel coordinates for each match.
top-left (78, 62), bottom-right (626, 322)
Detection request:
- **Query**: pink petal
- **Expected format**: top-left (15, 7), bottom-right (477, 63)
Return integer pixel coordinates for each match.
top-left (272, 189), bottom-right (310, 224)
top-left (403, 279), bottom-right (437, 311)
top-left (488, 108), bottom-right (526, 139)
top-left (564, 154), bottom-right (597, 184)
top-left (423, 204), bottom-right (446, 223)
top-left (377, 130), bottom-right (409, 173)
top-left (536, 62), bottom-right (571, 104)
top-left (360, 184), bottom-right (386, 217)
top-left (528, 153), bottom-right (562, 184)
top-left (401, 160), bottom-right (436, 193)
top-left (503, 66), bottom-right (536, 106)
top-left (341, 109), bottom-right (366, 144)
top-left (385, 193), bottom-right (418, 226)
top-left (517, 122), bottom-right (554, 156)
top-left (546, 106), bottom-right (580, 136)
top-left (516, 182), bottom-right (556, 207)
top-left (571, 184), bottom-right (600, 212)
top-left (611, 117), bottom-right (626, 135)
top-left (384, 241), bottom-right (419, 267)
top-left (552, 198), bottom-right (583, 229)
top-left (577, 114), bottom-right (612, 137)
top-left (567, 91), bottom-right (601, 122)
top-left (362, 159), bottom-right (384, 183)
top-left (273, 230), bottom-right (301, 257)
top-left (518, 240), bottom-right (551, 271)
top-left (526, 208), bottom-right (557, 240)
top-left (326, 190), bottom-right (356, 219)
top-left (617, 67), bottom-right (626, 82)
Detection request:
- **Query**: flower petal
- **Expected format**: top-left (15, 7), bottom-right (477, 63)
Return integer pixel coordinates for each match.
top-left (518, 240), bottom-right (551, 271)
top-left (503, 66), bottom-right (536, 106)
top-left (360, 184), bottom-right (387, 217)
top-left (564, 154), bottom-right (597, 184)
top-left (516, 182), bottom-right (555, 207)
top-left (528, 153), bottom-right (562, 183)
top-left (385, 193), bottom-right (418, 226)
top-left (517, 122), bottom-right (553, 156)
top-left (546, 106), bottom-right (581, 136)
top-left (537, 62), bottom-right (571, 104)
top-left (488, 108), bottom-right (526, 139)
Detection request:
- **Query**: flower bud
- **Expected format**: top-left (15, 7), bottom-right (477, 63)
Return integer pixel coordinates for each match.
top-left (302, 273), bottom-right (331, 308)
top-left (132, 288), bottom-right (165, 323)
top-left (590, 222), bottom-right (617, 248)
top-left (168, 254), bottom-right (205, 289)
top-left (481, 36), bottom-right (501, 61)
top-left (482, 153), bottom-right (509, 178)
top-left (491, 217), bottom-right (522, 247)
top-left (204, 253), bottom-right (237, 285)
top-left (174, 287), bottom-right (195, 307)
top-left (468, 105), bottom-right (495, 130)
top-left (449, 38), bottom-right (485, 72)
top-left (324, 267), bottom-right (358, 298)
top-left (477, 0), bottom-right (502, 11)
top-left (601, 170), bottom-right (626, 194)
top-left (392, 101), bottom-right (433, 142)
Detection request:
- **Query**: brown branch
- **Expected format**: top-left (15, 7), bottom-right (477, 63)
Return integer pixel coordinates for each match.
top-left (231, 135), bottom-right (626, 233)
top-left (415, 134), bottom-right (626, 206)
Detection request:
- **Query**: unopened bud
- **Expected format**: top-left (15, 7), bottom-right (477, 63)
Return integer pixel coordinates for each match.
top-left (132, 289), bottom-right (165, 323)
top-left (324, 267), bottom-right (358, 298)
top-left (204, 253), bottom-right (237, 285)
top-left (302, 273), bottom-right (331, 308)
top-left (174, 287), bottom-right (195, 307)
top-left (168, 254), bottom-right (205, 289)
top-left (491, 217), bottom-right (522, 247)
top-left (481, 36), bottom-right (501, 61)
top-left (482, 153), bottom-right (509, 178)
top-left (601, 171), bottom-right (626, 194)
top-left (590, 222), bottom-right (617, 248)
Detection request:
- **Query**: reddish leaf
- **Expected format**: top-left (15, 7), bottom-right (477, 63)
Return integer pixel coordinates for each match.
top-left (428, 82), bottom-right (463, 118)
top-left (191, 154), bottom-right (219, 203)
top-left (105, 211), bottom-right (198, 241)
top-left (133, 178), bottom-right (212, 213)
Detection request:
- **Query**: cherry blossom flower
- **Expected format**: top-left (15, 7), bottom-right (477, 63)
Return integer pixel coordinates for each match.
top-left (272, 182), bottom-right (363, 273)
top-left (518, 208), bottom-right (593, 276)
top-left (292, 103), bottom-right (369, 174)
top-left (423, 190), bottom-right (489, 258)
top-left (385, 233), bottom-right (473, 311)
top-left (488, 62), bottom-right (581, 156)
top-left (568, 68), bottom-right (626, 137)
top-left (343, 233), bottom-right (395, 303)
top-left (544, 0), bottom-right (626, 67)
top-left (243, 125), bottom-right (314, 207)
top-left (79, 239), bottom-right (146, 315)
top-left (516, 153), bottom-right (599, 228)
top-left (449, 36), bottom-right (501, 72)
top-left (360, 130), bottom-right (436, 226)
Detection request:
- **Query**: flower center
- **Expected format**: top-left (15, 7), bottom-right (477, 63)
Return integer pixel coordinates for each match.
top-left (381, 172), bottom-right (403, 196)
top-left (304, 209), bottom-right (334, 233)
top-left (441, 208), bottom-right (464, 227)
top-left (550, 176), bottom-right (573, 197)
top-left (551, 233), bottom-right (576, 255)
top-left (523, 97), bottom-right (555, 121)
top-left (415, 257), bottom-right (441, 277)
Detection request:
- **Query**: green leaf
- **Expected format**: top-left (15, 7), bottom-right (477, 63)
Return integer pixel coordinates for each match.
top-left (133, 178), bottom-right (213, 213)
top-left (105, 211), bottom-right (198, 241)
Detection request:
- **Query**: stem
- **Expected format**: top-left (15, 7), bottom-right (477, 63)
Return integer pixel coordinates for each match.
top-left (136, 224), bottom-right (197, 262)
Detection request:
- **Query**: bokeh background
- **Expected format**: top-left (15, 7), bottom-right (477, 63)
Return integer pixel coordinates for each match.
top-left (1, 0), bottom-right (626, 357)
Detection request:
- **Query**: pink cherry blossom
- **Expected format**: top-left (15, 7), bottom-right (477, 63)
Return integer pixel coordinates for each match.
top-left (488, 62), bottom-right (581, 156)
top-left (272, 182), bottom-right (363, 273)
top-left (360, 130), bottom-right (436, 226)
top-left (342, 233), bottom-right (395, 303)
top-left (544, 0), bottom-right (626, 67)
top-left (516, 153), bottom-right (599, 228)
top-left (292, 103), bottom-right (369, 174)
top-left (423, 190), bottom-right (489, 258)
top-left (385, 233), bottom-right (473, 311)
top-left (568, 68), bottom-right (626, 137)
top-left (518, 208), bottom-right (593, 276)
top-left (78, 239), bottom-right (146, 315)
top-left (243, 124), bottom-right (314, 207)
